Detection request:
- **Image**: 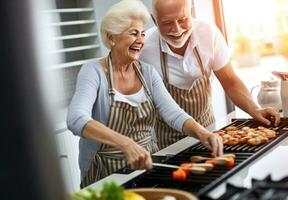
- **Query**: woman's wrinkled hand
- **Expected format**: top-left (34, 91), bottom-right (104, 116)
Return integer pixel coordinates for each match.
top-left (121, 139), bottom-right (152, 170)
top-left (198, 131), bottom-right (223, 157)
top-left (251, 107), bottom-right (280, 127)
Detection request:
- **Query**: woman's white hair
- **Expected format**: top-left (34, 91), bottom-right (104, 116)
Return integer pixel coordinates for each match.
top-left (101, 0), bottom-right (150, 49)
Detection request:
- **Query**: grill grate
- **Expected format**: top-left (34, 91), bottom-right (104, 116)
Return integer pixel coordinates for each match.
top-left (122, 118), bottom-right (288, 198)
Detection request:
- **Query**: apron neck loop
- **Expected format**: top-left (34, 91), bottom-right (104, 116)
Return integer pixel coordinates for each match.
top-left (107, 54), bottom-right (154, 105)
top-left (159, 37), bottom-right (208, 82)
top-left (107, 53), bottom-right (115, 100)
top-left (159, 39), bottom-right (169, 83)
top-left (193, 46), bottom-right (207, 77)
top-left (132, 61), bottom-right (154, 102)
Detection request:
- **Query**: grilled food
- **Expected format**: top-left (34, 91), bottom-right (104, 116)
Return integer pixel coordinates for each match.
top-left (214, 126), bottom-right (277, 146)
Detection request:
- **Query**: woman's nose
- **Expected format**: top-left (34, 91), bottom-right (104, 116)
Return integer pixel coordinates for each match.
top-left (136, 35), bottom-right (144, 42)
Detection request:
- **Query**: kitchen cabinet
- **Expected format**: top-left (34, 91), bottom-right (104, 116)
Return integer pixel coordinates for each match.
top-left (55, 128), bottom-right (80, 192)
top-left (45, 0), bottom-right (102, 110)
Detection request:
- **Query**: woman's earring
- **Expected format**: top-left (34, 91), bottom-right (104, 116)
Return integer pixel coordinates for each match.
top-left (111, 42), bottom-right (115, 47)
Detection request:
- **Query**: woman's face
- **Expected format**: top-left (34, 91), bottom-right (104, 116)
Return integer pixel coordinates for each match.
top-left (111, 19), bottom-right (145, 62)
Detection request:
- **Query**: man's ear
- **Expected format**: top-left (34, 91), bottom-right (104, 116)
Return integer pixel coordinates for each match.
top-left (151, 14), bottom-right (157, 26)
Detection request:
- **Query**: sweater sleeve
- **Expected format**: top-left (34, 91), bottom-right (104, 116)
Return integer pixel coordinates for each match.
top-left (150, 67), bottom-right (192, 132)
top-left (66, 63), bottom-right (100, 137)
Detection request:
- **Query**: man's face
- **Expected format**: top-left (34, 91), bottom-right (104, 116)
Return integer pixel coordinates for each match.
top-left (154, 0), bottom-right (193, 49)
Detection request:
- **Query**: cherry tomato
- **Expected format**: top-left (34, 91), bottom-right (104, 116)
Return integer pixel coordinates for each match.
top-left (172, 169), bottom-right (187, 180)
top-left (226, 157), bottom-right (235, 168)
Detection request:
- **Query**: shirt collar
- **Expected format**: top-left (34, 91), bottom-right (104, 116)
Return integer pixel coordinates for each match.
top-left (159, 30), bottom-right (197, 58)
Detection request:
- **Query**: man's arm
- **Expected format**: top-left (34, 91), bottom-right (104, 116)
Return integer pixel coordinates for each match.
top-left (214, 62), bottom-right (280, 126)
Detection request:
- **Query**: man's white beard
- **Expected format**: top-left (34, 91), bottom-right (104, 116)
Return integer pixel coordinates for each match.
top-left (163, 30), bottom-right (192, 49)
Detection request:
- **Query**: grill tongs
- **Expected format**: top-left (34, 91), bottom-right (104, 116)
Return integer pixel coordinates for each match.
top-left (152, 162), bottom-right (213, 174)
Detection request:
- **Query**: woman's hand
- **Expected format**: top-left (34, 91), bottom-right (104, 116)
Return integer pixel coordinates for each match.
top-left (197, 130), bottom-right (223, 157)
top-left (251, 107), bottom-right (280, 127)
top-left (120, 138), bottom-right (152, 170)
top-left (81, 121), bottom-right (153, 170)
top-left (183, 119), bottom-right (223, 157)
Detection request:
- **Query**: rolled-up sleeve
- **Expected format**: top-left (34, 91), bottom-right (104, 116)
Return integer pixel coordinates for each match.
top-left (212, 25), bottom-right (230, 71)
top-left (67, 64), bottom-right (99, 136)
top-left (150, 67), bottom-right (192, 132)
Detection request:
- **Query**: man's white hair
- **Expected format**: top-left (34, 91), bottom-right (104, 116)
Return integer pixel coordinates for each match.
top-left (101, 0), bottom-right (150, 49)
top-left (152, 0), bottom-right (192, 17)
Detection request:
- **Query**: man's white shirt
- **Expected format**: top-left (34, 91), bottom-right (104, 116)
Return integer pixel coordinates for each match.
top-left (140, 19), bottom-right (231, 89)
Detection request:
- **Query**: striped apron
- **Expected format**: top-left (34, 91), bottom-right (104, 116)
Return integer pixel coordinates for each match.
top-left (80, 57), bottom-right (159, 188)
top-left (156, 45), bottom-right (215, 149)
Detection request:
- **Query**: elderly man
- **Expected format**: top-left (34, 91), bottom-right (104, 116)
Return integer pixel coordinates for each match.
top-left (140, 0), bottom-right (280, 149)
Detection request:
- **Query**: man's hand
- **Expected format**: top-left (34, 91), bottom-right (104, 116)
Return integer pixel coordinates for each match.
top-left (251, 107), bottom-right (280, 127)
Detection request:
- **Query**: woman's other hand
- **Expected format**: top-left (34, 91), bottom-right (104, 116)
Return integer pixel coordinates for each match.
top-left (120, 138), bottom-right (152, 170)
top-left (197, 130), bottom-right (223, 157)
top-left (183, 119), bottom-right (223, 157)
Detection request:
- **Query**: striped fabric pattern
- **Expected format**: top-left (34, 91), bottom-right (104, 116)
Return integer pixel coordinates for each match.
top-left (156, 46), bottom-right (215, 149)
top-left (80, 57), bottom-right (158, 188)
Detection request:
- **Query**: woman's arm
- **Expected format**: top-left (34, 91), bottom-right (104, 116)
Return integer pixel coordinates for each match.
top-left (67, 63), bottom-right (152, 169)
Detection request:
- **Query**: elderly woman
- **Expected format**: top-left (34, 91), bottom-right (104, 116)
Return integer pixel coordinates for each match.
top-left (67, 0), bottom-right (223, 188)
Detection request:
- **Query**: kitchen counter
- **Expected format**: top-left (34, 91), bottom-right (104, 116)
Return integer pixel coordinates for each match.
top-left (88, 109), bottom-right (288, 198)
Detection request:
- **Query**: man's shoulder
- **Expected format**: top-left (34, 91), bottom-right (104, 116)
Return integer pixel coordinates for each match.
top-left (141, 26), bottom-right (161, 61)
top-left (144, 26), bottom-right (160, 46)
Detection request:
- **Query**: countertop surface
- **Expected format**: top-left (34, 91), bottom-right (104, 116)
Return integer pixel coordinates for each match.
top-left (88, 109), bottom-right (288, 198)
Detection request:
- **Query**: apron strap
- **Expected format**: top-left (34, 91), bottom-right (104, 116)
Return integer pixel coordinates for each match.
top-left (132, 61), bottom-right (154, 101)
top-left (159, 39), bottom-right (169, 83)
top-left (193, 46), bottom-right (207, 77)
top-left (107, 54), bottom-right (115, 102)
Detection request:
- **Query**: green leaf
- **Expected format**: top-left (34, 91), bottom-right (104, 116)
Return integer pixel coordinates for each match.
top-left (100, 182), bottom-right (125, 200)
top-left (70, 181), bottom-right (124, 200)
top-left (70, 188), bottom-right (100, 200)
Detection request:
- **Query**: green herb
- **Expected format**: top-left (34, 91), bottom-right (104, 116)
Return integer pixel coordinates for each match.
top-left (70, 181), bottom-right (125, 200)
top-left (71, 188), bottom-right (100, 200)
top-left (101, 182), bottom-right (125, 200)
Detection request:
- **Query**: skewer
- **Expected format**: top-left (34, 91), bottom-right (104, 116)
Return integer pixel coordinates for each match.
top-left (190, 154), bottom-right (236, 163)
top-left (152, 163), bottom-right (207, 174)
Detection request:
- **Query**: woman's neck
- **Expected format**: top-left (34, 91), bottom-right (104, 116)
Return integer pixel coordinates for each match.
top-left (110, 50), bottom-right (133, 72)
